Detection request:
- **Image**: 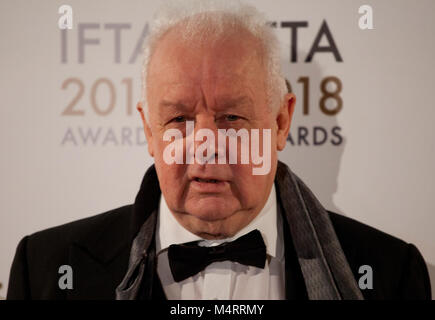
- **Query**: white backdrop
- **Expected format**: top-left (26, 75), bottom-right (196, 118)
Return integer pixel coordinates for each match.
top-left (1, 0), bottom-right (434, 299)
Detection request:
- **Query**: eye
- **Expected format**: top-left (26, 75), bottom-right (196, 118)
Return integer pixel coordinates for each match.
top-left (171, 116), bottom-right (186, 123)
top-left (225, 114), bottom-right (240, 121)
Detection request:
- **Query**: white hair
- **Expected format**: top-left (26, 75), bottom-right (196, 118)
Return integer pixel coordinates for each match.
top-left (141, 0), bottom-right (288, 120)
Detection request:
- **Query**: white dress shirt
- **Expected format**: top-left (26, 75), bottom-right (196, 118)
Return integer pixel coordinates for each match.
top-left (155, 184), bottom-right (286, 300)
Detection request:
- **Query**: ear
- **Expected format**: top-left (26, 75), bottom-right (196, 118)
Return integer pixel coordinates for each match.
top-left (137, 102), bottom-right (154, 157)
top-left (276, 93), bottom-right (296, 151)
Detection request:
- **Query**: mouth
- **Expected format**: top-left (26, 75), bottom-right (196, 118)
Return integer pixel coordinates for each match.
top-left (190, 176), bottom-right (229, 193)
top-left (194, 178), bottom-right (220, 183)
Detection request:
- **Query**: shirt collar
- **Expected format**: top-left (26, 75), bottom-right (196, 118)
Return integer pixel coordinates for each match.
top-left (155, 184), bottom-right (283, 260)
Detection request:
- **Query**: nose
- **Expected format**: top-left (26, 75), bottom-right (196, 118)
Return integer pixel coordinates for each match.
top-left (186, 115), bottom-right (225, 165)
top-left (195, 114), bottom-right (217, 132)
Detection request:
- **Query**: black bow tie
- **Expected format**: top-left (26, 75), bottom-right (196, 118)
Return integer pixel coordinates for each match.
top-left (167, 229), bottom-right (267, 282)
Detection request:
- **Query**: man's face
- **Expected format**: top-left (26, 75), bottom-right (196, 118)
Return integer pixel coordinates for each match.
top-left (141, 28), bottom-right (294, 239)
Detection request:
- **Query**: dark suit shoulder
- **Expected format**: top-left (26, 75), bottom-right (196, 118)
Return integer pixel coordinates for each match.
top-left (8, 205), bottom-right (133, 299)
top-left (328, 211), bottom-right (408, 251)
top-left (26, 204), bottom-right (133, 249)
top-left (328, 211), bottom-right (431, 299)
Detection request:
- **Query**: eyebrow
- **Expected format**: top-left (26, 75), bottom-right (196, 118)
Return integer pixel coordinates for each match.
top-left (159, 100), bottom-right (190, 109)
top-left (159, 96), bottom-right (253, 110)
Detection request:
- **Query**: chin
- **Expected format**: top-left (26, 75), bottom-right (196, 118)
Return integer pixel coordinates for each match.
top-left (185, 197), bottom-right (238, 222)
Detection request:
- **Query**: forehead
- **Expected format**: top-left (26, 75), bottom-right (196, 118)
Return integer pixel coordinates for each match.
top-left (147, 27), bottom-right (267, 101)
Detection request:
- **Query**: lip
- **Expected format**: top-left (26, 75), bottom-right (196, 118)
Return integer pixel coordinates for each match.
top-left (190, 177), bottom-right (229, 193)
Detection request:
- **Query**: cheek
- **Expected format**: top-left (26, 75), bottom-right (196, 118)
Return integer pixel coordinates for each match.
top-left (152, 131), bottom-right (174, 163)
top-left (155, 150), bottom-right (186, 179)
top-left (152, 137), bottom-right (165, 162)
top-left (230, 165), bottom-right (270, 203)
top-left (155, 162), bottom-right (188, 207)
top-left (152, 137), bottom-right (187, 185)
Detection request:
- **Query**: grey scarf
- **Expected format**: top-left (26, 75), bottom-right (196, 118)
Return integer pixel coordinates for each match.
top-left (116, 161), bottom-right (363, 300)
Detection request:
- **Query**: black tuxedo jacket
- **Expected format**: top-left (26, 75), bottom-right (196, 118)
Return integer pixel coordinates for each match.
top-left (7, 164), bottom-right (432, 300)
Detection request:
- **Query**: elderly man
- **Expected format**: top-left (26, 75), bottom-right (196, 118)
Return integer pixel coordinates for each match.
top-left (7, 1), bottom-right (431, 300)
